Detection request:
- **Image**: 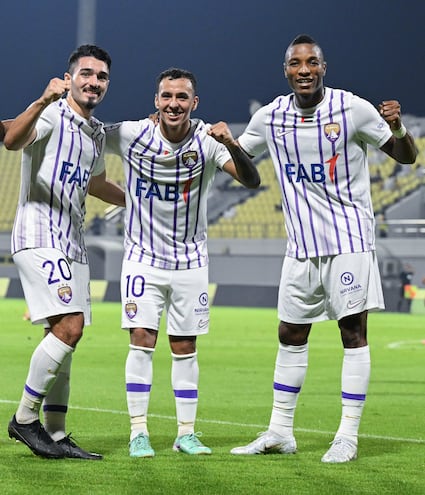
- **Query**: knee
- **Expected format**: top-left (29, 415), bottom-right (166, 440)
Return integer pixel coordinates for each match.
top-left (50, 313), bottom-right (84, 347)
top-left (278, 321), bottom-right (310, 346)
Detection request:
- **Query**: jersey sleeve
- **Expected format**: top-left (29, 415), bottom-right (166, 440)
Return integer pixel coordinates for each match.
top-left (237, 105), bottom-right (269, 157)
top-left (213, 141), bottom-right (232, 170)
top-left (32, 103), bottom-right (58, 144)
top-left (104, 122), bottom-right (126, 155)
top-left (351, 95), bottom-right (393, 148)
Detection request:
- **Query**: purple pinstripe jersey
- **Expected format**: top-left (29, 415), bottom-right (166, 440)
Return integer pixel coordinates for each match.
top-left (11, 99), bottom-right (105, 263)
top-left (105, 118), bottom-right (231, 269)
top-left (238, 88), bottom-right (393, 258)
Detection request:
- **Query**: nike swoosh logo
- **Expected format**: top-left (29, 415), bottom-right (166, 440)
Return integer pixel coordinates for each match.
top-left (276, 129), bottom-right (294, 137)
top-left (347, 298), bottom-right (366, 309)
top-left (198, 319), bottom-right (209, 329)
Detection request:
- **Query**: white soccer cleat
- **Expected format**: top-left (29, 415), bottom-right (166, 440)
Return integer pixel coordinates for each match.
top-left (321, 437), bottom-right (357, 463)
top-left (230, 431), bottom-right (297, 455)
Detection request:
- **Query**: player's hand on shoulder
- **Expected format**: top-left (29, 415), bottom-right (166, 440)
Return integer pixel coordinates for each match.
top-left (378, 100), bottom-right (402, 130)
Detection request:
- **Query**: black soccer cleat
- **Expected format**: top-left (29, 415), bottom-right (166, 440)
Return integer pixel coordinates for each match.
top-left (8, 415), bottom-right (65, 459)
top-left (56, 434), bottom-right (103, 460)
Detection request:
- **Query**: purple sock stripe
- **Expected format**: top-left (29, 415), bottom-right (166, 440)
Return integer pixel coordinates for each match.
top-left (43, 404), bottom-right (68, 413)
top-left (25, 384), bottom-right (45, 399)
top-left (126, 383), bottom-right (151, 392)
top-left (174, 389), bottom-right (198, 399)
top-left (273, 382), bottom-right (301, 394)
top-left (342, 391), bottom-right (366, 401)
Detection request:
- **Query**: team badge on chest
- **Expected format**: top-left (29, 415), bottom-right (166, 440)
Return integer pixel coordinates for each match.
top-left (324, 123), bottom-right (341, 143)
top-left (182, 151), bottom-right (198, 168)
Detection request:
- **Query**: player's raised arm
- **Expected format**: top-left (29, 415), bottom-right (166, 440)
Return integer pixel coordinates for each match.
top-left (208, 121), bottom-right (260, 189)
top-left (378, 100), bottom-right (417, 164)
top-left (0, 119), bottom-right (14, 142)
top-left (4, 78), bottom-right (71, 150)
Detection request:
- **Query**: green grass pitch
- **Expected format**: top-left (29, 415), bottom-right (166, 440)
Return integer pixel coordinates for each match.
top-left (0, 299), bottom-right (424, 494)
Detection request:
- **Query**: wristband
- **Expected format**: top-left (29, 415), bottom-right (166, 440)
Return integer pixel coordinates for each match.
top-left (392, 123), bottom-right (407, 139)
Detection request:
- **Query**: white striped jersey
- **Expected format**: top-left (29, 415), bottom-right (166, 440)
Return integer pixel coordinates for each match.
top-left (11, 98), bottom-right (106, 263)
top-left (105, 118), bottom-right (231, 270)
top-left (238, 88), bottom-right (393, 259)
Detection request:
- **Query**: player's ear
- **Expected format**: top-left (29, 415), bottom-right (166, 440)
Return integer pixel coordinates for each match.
top-left (283, 63), bottom-right (288, 79)
top-left (192, 95), bottom-right (199, 111)
top-left (154, 94), bottom-right (159, 109)
top-left (64, 72), bottom-right (72, 82)
top-left (322, 61), bottom-right (327, 76)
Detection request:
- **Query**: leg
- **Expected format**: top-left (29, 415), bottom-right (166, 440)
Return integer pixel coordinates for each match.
top-left (126, 327), bottom-right (157, 458)
top-left (231, 322), bottom-right (310, 455)
top-left (269, 322), bottom-right (310, 438)
top-left (9, 313), bottom-right (83, 459)
top-left (321, 311), bottom-right (369, 463)
top-left (170, 336), bottom-right (211, 455)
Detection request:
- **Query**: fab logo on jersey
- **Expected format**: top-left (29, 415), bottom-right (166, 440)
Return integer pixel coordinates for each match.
top-left (285, 153), bottom-right (339, 184)
top-left (59, 161), bottom-right (90, 190)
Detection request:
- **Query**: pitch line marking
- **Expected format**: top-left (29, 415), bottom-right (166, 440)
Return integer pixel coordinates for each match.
top-left (387, 340), bottom-right (425, 349)
top-left (1, 399), bottom-right (423, 445)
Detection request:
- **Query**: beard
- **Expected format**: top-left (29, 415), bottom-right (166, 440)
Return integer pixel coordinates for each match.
top-left (84, 97), bottom-right (99, 110)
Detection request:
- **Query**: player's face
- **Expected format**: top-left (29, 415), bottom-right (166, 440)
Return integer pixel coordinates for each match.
top-left (155, 77), bottom-right (199, 138)
top-left (284, 43), bottom-right (326, 107)
top-left (65, 56), bottom-right (110, 117)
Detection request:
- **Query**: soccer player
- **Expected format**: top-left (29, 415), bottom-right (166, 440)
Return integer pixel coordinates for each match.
top-left (5, 45), bottom-right (125, 460)
top-left (105, 67), bottom-right (260, 457)
top-left (230, 34), bottom-right (417, 463)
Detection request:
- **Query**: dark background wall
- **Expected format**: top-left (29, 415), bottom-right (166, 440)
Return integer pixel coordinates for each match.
top-left (1, 0), bottom-right (424, 124)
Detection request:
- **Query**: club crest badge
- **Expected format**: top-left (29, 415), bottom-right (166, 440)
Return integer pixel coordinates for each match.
top-left (324, 123), bottom-right (341, 143)
top-left (182, 151), bottom-right (198, 168)
top-left (58, 285), bottom-right (72, 304)
top-left (125, 302), bottom-right (137, 319)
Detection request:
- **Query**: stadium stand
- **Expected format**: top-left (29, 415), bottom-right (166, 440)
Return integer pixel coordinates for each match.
top-left (1, 133), bottom-right (424, 239)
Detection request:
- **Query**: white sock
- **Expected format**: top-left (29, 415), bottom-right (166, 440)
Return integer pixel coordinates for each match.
top-left (43, 353), bottom-right (72, 441)
top-left (269, 343), bottom-right (308, 439)
top-left (126, 345), bottom-right (154, 440)
top-left (16, 333), bottom-right (73, 424)
top-left (335, 345), bottom-right (371, 444)
top-left (172, 352), bottom-right (198, 437)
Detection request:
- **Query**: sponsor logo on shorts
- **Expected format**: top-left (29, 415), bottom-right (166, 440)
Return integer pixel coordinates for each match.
top-left (199, 292), bottom-right (208, 306)
top-left (198, 319), bottom-right (209, 329)
top-left (125, 302), bottom-right (137, 319)
top-left (347, 298), bottom-right (366, 309)
top-left (58, 285), bottom-right (72, 303)
top-left (340, 272), bottom-right (354, 285)
top-left (340, 271), bottom-right (362, 296)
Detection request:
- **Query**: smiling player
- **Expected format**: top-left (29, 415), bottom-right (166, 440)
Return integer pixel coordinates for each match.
top-left (5, 45), bottom-right (125, 460)
top-left (105, 67), bottom-right (260, 458)
top-left (230, 34), bottom-right (417, 463)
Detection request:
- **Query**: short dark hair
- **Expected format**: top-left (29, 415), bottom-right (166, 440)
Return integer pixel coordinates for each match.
top-left (156, 68), bottom-right (197, 93)
top-left (286, 34), bottom-right (324, 61)
top-left (289, 34), bottom-right (318, 47)
top-left (68, 44), bottom-right (112, 74)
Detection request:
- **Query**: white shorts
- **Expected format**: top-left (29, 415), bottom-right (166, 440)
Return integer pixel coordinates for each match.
top-left (278, 251), bottom-right (384, 324)
top-left (13, 248), bottom-right (91, 326)
top-left (121, 260), bottom-right (210, 336)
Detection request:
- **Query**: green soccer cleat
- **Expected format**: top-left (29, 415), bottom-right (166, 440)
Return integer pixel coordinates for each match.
top-left (129, 433), bottom-right (155, 458)
top-left (173, 433), bottom-right (212, 455)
